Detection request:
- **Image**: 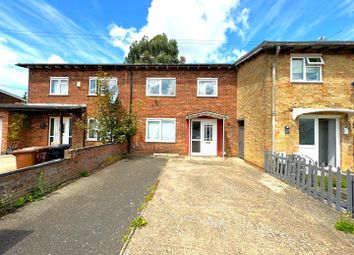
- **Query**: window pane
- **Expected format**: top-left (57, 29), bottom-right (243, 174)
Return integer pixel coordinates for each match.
top-left (192, 141), bottom-right (201, 153)
top-left (51, 80), bottom-right (60, 94)
top-left (292, 59), bottom-right (303, 80)
top-left (204, 124), bottom-right (213, 141)
top-left (198, 80), bottom-right (216, 96)
top-left (299, 119), bottom-right (315, 145)
top-left (50, 118), bottom-right (55, 136)
top-left (89, 79), bottom-right (97, 94)
top-left (60, 79), bottom-right (68, 94)
top-left (147, 80), bottom-right (160, 95)
top-left (161, 120), bottom-right (175, 141)
top-left (306, 66), bottom-right (320, 81)
top-left (88, 119), bottom-right (98, 139)
top-left (147, 121), bottom-right (160, 140)
top-left (161, 79), bottom-right (175, 96)
top-left (192, 122), bottom-right (201, 139)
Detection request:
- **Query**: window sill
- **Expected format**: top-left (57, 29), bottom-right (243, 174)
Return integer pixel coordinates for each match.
top-left (48, 94), bottom-right (69, 96)
top-left (88, 94), bottom-right (98, 97)
top-left (145, 140), bottom-right (176, 143)
top-left (87, 138), bottom-right (98, 142)
top-left (146, 95), bottom-right (176, 97)
top-left (197, 95), bottom-right (218, 98)
top-left (291, 81), bottom-right (323, 84)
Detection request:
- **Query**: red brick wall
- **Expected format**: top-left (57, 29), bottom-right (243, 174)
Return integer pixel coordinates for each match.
top-left (27, 68), bottom-right (238, 156)
top-left (0, 92), bottom-right (23, 104)
top-left (0, 111), bottom-right (10, 153)
top-left (0, 143), bottom-right (127, 202)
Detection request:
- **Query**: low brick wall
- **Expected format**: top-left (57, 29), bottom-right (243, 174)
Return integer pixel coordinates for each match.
top-left (0, 143), bottom-right (128, 202)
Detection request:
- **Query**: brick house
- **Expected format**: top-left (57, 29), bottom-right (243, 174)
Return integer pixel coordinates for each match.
top-left (236, 41), bottom-right (354, 170)
top-left (0, 41), bottom-right (353, 169)
top-left (0, 64), bottom-right (237, 157)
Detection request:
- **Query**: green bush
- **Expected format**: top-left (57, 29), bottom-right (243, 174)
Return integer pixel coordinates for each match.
top-left (80, 171), bottom-right (90, 177)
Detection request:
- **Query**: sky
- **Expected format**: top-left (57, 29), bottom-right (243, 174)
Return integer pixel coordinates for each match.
top-left (0, 0), bottom-right (353, 97)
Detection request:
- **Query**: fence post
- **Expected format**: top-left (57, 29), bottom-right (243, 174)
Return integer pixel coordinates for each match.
top-left (328, 165), bottom-right (333, 207)
top-left (313, 163), bottom-right (318, 199)
top-left (264, 151), bottom-right (268, 172)
top-left (346, 170), bottom-right (352, 215)
top-left (320, 165), bottom-right (325, 203)
top-left (307, 162), bottom-right (313, 195)
top-left (284, 156), bottom-right (289, 181)
top-left (301, 160), bottom-right (307, 192)
top-left (335, 167), bottom-right (341, 211)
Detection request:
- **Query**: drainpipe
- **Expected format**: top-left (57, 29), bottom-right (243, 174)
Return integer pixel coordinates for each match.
top-left (272, 45), bottom-right (281, 153)
top-left (128, 69), bottom-right (133, 153)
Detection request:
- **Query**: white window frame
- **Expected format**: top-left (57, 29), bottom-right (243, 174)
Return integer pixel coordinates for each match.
top-left (197, 78), bottom-right (218, 97)
top-left (88, 77), bottom-right (118, 96)
top-left (145, 118), bottom-right (176, 143)
top-left (87, 118), bottom-right (98, 141)
top-left (146, 78), bottom-right (176, 97)
top-left (290, 54), bottom-right (324, 83)
top-left (50, 77), bottom-right (69, 95)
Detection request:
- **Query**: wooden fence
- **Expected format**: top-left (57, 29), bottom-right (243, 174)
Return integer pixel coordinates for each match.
top-left (264, 151), bottom-right (354, 215)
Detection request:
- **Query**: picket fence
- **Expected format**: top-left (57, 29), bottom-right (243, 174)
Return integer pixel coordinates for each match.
top-left (264, 151), bottom-right (354, 215)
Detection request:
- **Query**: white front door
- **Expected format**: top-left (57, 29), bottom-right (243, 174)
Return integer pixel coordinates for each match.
top-left (0, 117), bottom-right (2, 153)
top-left (49, 117), bottom-right (72, 145)
top-left (298, 116), bottom-right (340, 167)
top-left (191, 119), bottom-right (217, 156)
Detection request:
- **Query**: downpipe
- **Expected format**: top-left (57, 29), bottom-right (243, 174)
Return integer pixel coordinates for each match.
top-left (272, 45), bottom-right (281, 153)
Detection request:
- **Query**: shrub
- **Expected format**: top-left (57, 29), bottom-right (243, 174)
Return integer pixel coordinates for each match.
top-left (80, 171), bottom-right (90, 177)
top-left (336, 215), bottom-right (354, 234)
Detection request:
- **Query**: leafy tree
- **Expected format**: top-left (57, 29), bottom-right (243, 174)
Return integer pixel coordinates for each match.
top-left (90, 72), bottom-right (137, 143)
top-left (125, 34), bottom-right (185, 64)
top-left (8, 113), bottom-right (29, 150)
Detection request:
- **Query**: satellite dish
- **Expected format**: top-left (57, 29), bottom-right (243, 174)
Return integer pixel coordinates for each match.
top-left (109, 82), bottom-right (118, 103)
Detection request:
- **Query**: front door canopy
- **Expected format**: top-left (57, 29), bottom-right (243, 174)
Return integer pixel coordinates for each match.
top-left (186, 111), bottom-right (228, 120)
top-left (292, 108), bottom-right (354, 120)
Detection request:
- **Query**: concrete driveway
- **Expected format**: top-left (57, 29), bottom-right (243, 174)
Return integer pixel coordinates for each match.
top-left (0, 156), bottom-right (166, 255)
top-left (125, 157), bottom-right (354, 255)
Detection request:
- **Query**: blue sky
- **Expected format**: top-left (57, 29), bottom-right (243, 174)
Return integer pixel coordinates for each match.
top-left (0, 0), bottom-right (353, 96)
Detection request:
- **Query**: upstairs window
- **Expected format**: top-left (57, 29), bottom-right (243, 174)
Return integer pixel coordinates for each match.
top-left (291, 55), bottom-right (324, 82)
top-left (50, 77), bottom-right (69, 95)
top-left (87, 118), bottom-right (98, 141)
top-left (146, 78), bottom-right (176, 96)
top-left (89, 77), bottom-right (118, 95)
top-left (197, 78), bottom-right (218, 97)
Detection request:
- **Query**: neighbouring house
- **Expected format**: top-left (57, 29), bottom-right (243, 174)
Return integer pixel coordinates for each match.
top-left (0, 88), bottom-right (26, 154)
top-left (235, 41), bottom-right (354, 170)
top-left (0, 41), bottom-right (353, 170)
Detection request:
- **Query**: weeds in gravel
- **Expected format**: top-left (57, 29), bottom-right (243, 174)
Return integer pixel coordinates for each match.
top-left (138, 182), bottom-right (158, 212)
top-left (0, 192), bottom-right (13, 216)
top-left (336, 214), bottom-right (354, 234)
top-left (80, 171), bottom-right (90, 177)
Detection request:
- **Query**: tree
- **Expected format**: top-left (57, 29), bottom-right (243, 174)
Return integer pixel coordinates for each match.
top-left (8, 113), bottom-right (29, 151)
top-left (90, 72), bottom-right (137, 143)
top-left (125, 34), bottom-right (185, 64)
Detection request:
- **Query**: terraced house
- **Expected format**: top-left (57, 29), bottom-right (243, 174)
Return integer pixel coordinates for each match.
top-left (0, 41), bottom-right (353, 170)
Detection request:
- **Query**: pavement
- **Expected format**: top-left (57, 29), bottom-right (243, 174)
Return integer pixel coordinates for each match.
top-left (0, 156), bottom-right (166, 255)
top-left (0, 155), bottom-right (16, 174)
top-left (125, 157), bottom-right (354, 255)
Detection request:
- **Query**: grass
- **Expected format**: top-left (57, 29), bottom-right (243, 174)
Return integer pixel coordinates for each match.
top-left (79, 171), bottom-right (90, 177)
top-left (335, 215), bottom-right (354, 234)
top-left (315, 175), bottom-right (347, 191)
top-left (130, 216), bottom-right (148, 229)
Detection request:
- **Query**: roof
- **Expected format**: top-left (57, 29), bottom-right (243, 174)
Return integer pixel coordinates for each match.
top-left (16, 63), bottom-right (235, 70)
top-left (292, 108), bottom-right (354, 120)
top-left (234, 40), bottom-right (354, 67)
top-left (0, 88), bottom-right (26, 102)
top-left (186, 111), bottom-right (228, 119)
top-left (0, 103), bottom-right (86, 113)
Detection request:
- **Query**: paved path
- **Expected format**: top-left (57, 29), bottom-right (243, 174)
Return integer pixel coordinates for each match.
top-left (125, 157), bottom-right (354, 255)
top-left (0, 156), bottom-right (166, 255)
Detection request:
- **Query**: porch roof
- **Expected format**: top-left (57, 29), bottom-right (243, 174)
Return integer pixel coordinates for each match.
top-left (0, 103), bottom-right (86, 113)
top-left (186, 111), bottom-right (228, 120)
top-left (292, 108), bottom-right (354, 120)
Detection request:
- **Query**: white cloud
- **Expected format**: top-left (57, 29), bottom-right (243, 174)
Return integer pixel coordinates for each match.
top-left (108, 0), bottom-right (247, 63)
top-left (47, 54), bottom-right (65, 64)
